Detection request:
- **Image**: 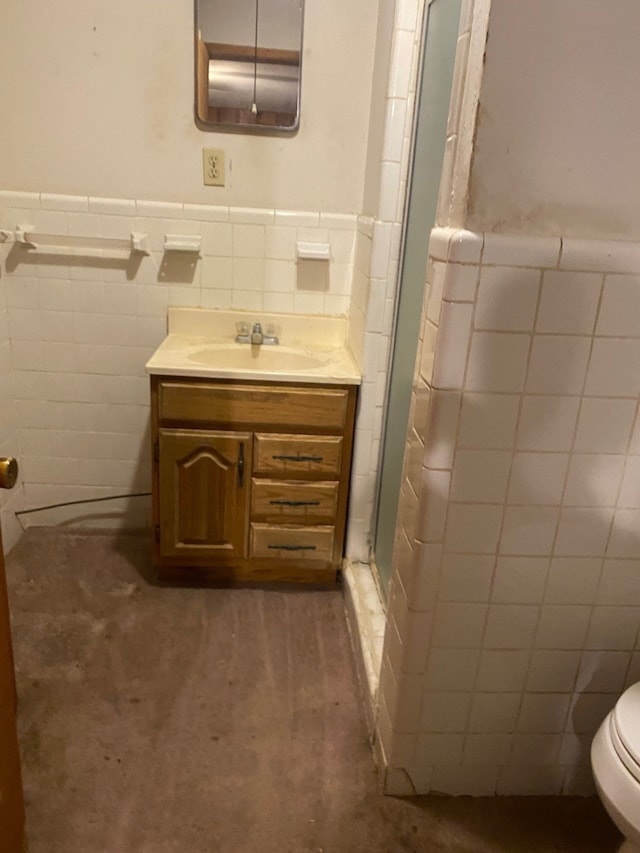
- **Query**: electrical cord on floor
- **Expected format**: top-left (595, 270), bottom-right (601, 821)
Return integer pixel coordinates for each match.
top-left (15, 492), bottom-right (152, 528)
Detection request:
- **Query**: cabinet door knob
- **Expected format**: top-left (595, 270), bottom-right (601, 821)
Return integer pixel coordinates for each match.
top-left (0, 457), bottom-right (18, 490)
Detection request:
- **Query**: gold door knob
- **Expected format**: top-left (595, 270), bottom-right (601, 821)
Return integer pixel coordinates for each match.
top-left (0, 457), bottom-right (18, 490)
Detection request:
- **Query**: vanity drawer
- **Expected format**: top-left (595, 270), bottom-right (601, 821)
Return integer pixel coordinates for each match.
top-left (251, 479), bottom-right (339, 522)
top-left (157, 381), bottom-right (349, 430)
top-left (250, 524), bottom-right (335, 561)
top-left (253, 434), bottom-right (342, 476)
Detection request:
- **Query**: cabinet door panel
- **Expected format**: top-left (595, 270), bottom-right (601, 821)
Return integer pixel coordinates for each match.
top-left (159, 430), bottom-right (251, 559)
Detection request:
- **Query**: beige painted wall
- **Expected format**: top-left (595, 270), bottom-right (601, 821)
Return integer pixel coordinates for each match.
top-left (467, 0), bottom-right (640, 239)
top-left (0, 0), bottom-right (376, 213)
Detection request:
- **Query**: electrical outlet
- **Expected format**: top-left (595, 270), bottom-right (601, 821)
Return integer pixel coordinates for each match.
top-left (203, 148), bottom-right (226, 187)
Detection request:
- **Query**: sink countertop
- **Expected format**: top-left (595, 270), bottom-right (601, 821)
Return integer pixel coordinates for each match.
top-left (145, 308), bottom-right (362, 385)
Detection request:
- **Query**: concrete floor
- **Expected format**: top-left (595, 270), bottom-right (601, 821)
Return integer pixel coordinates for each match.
top-left (5, 528), bottom-right (622, 853)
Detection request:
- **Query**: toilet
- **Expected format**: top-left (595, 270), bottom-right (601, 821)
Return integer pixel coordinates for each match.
top-left (591, 681), bottom-right (640, 852)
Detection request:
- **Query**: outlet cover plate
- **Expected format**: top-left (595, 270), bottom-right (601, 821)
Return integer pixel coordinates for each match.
top-left (203, 148), bottom-right (225, 187)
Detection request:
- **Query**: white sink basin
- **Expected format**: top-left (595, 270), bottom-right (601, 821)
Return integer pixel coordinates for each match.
top-left (145, 309), bottom-right (361, 385)
top-left (186, 345), bottom-right (328, 372)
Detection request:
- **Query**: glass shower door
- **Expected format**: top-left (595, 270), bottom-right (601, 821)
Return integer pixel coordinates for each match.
top-left (374, 0), bottom-right (462, 597)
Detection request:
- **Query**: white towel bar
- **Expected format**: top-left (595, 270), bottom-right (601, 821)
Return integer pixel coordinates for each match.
top-left (0, 225), bottom-right (149, 256)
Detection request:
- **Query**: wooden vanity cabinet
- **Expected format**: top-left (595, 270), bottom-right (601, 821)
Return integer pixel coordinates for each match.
top-left (150, 376), bottom-right (357, 585)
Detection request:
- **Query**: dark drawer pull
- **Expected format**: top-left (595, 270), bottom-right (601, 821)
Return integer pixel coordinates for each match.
top-left (238, 442), bottom-right (245, 487)
top-left (269, 499), bottom-right (321, 507)
top-left (267, 544), bottom-right (317, 551)
top-left (272, 454), bottom-right (323, 463)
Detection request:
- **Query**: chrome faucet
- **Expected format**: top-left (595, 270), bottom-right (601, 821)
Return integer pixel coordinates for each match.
top-left (251, 322), bottom-right (263, 344)
top-left (235, 320), bottom-right (279, 345)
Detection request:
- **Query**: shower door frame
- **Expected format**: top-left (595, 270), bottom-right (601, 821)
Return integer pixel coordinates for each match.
top-left (372, 0), bottom-right (463, 598)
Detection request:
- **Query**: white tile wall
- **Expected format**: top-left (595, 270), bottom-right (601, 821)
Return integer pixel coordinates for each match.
top-left (474, 266), bottom-right (540, 331)
top-left (378, 226), bottom-right (640, 795)
top-left (0, 190), bottom-right (358, 532)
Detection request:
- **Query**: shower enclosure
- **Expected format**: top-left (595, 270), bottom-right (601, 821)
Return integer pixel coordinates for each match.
top-left (374, 0), bottom-right (463, 596)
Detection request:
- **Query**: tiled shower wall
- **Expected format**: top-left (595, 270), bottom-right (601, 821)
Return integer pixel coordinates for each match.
top-left (378, 227), bottom-right (640, 795)
top-left (0, 190), bottom-right (356, 535)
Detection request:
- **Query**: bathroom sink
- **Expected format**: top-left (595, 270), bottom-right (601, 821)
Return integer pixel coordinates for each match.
top-left (145, 308), bottom-right (362, 385)
top-left (186, 345), bottom-right (328, 372)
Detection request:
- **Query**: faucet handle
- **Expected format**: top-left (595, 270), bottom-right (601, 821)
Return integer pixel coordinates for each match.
top-left (264, 324), bottom-right (280, 345)
top-left (236, 321), bottom-right (249, 336)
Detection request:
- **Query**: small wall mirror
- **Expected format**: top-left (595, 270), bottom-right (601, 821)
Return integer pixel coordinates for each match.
top-left (195, 0), bottom-right (304, 132)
